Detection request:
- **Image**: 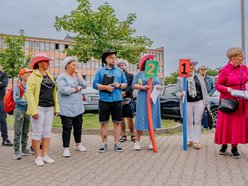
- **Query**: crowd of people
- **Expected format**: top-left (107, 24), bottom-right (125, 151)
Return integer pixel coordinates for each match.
top-left (0, 47), bottom-right (247, 166)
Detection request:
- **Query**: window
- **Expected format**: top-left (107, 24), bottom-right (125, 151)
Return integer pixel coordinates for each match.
top-left (59, 59), bottom-right (64, 67)
top-left (50, 43), bottom-right (55, 50)
top-left (24, 41), bottom-right (29, 50)
top-left (50, 61), bottom-right (55, 67)
top-left (29, 41), bottom-right (34, 49)
top-left (45, 43), bottom-right (50, 51)
top-left (65, 44), bottom-right (69, 49)
top-left (55, 43), bottom-right (59, 50)
top-left (34, 42), bottom-right (39, 50)
top-left (59, 44), bottom-right (64, 51)
top-left (40, 42), bottom-right (45, 51)
top-left (55, 59), bottom-right (59, 67)
top-left (86, 62), bottom-right (91, 69)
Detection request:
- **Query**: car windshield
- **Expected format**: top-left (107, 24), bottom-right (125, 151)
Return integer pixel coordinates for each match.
top-left (161, 85), bottom-right (177, 96)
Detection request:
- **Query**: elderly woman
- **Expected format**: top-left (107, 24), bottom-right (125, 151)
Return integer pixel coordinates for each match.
top-left (27, 53), bottom-right (60, 166)
top-left (57, 57), bottom-right (87, 157)
top-left (176, 61), bottom-right (209, 150)
top-left (215, 47), bottom-right (248, 159)
top-left (132, 55), bottom-right (161, 151)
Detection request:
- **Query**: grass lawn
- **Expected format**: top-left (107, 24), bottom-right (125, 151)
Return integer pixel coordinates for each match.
top-left (7, 113), bottom-right (178, 129)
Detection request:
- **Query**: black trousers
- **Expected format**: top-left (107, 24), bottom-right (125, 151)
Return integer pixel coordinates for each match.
top-left (60, 114), bottom-right (83, 148)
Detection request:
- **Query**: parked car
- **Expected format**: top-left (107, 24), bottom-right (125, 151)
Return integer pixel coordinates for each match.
top-left (82, 87), bottom-right (99, 112)
top-left (134, 84), bottom-right (220, 126)
top-left (160, 84), bottom-right (219, 126)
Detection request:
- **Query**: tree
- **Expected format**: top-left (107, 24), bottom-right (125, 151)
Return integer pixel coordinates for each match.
top-left (0, 30), bottom-right (30, 87)
top-left (54, 0), bottom-right (153, 64)
top-left (205, 67), bottom-right (220, 77)
top-left (164, 71), bottom-right (178, 85)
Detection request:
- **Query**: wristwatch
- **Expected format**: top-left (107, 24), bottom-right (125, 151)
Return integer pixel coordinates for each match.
top-left (119, 84), bottom-right (122, 88)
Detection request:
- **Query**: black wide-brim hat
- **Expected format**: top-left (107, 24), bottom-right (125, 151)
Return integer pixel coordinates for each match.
top-left (101, 49), bottom-right (117, 64)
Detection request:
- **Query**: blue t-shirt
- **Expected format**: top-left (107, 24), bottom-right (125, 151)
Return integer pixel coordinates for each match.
top-left (93, 66), bottom-right (127, 102)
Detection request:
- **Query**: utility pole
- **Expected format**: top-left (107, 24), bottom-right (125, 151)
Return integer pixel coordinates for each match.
top-left (241, 0), bottom-right (246, 65)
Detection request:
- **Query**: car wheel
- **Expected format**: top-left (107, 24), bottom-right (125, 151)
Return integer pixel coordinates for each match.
top-left (211, 108), bottom-right (218, 127)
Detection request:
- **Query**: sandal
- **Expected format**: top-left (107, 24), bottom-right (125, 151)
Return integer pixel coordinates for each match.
top-left (119, 135), bottom-right (127, 143)
top-left (131, 135), bottom-right (136, 142)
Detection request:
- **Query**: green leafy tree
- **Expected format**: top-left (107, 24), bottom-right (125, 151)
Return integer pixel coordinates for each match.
top-left (54, 0), bottom-right (153, 64)
top-left (205, 67), bottom-right (220, 77)
top-left (0, 30), bottom-right (30, 87)
top-left (164, 71), bottom-right (179, 85)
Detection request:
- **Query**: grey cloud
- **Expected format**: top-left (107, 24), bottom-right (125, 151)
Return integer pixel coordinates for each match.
top-left (0, 0), bottom-right (247, 75)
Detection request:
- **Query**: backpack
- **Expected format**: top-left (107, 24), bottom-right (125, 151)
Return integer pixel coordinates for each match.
top-left (4, 83), bottom-right (24, 115)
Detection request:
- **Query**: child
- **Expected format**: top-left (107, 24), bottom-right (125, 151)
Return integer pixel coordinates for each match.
top-left (13, 68), bottom-right (34, 160)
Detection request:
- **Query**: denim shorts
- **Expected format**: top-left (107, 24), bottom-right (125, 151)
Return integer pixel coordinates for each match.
top-left (99, 100), bottom-right (122, 123)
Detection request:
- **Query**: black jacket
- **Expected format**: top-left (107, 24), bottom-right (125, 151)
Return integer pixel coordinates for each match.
top-left (123, 71), bottom-right (134, 98)
top-left (0, 71), bottom-right (8, 99)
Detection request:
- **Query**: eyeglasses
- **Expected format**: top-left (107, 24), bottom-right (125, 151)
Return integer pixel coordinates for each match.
top-left (200, 69), bottom-right (206, 71)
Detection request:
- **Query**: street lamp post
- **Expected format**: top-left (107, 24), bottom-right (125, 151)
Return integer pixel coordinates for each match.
top-left (241, 0), bottom-right (246, 65)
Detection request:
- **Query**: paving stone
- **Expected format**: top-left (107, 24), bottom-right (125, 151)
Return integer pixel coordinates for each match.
top-left (1, 131), bottom-right (248, 186)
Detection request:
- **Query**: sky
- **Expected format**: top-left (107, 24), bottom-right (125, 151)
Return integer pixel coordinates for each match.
top-left (0, 0), bottom-right (247, 76)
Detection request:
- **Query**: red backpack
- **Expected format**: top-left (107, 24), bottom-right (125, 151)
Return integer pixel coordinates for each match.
top-left (4, 83), bottom-right (24, 115)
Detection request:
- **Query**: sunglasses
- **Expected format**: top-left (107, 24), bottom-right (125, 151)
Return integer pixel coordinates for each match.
top-left (200, 69), bottom-right (206, 71)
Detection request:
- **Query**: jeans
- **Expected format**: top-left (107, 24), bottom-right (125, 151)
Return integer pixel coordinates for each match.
top-left (61, 114), bottom-right (83, 148)
top-left (13, 109), bottom-right (30, 152)
top-left (0, 100), bottom-right (8, 140)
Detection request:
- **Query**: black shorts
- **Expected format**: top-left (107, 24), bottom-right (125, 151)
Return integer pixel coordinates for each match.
top-left (99, 100), bottom-right (122, 123)
top-left (122, 99), bottom-right (134, 118)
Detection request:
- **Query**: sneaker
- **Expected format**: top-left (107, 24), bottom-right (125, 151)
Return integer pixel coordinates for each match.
top-left (133, 141), bottom-right (141, 151)
top-left (148, 141), bottom-right (153, 150)
top-left (231, 147), bottom-right (240, 159)
top-left (63, 148), bottom-right (70, 157)
top-left (42, 155), bottom-right (55, 164)
top-left (98, 144), bottom-right (108, 153)
top-left (35, 156), bottom-right (44, 166)
top-left (75, 143), bottom-right (87, 152)
top-left (220, 145), bottom-right (228, 155)
top-left (21, 149), bottom-right (34, 156)
top-left (114, 143), bottom-right (123, 152)
top-left (187, 141), bottom-right (193, 147)
top-left (193, 142), bottom-right (201, 150)
top-left (13, 151), bottom-right (21, 160)
top-left (2, 139), bottom-right (13, 146)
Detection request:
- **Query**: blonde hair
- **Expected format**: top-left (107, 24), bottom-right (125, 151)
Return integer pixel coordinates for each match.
top-left (226, 47), bottom-right (243, 60)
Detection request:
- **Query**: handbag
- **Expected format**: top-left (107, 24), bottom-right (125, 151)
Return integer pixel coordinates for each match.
top-left (218, 99), bottom-right (238, 113)
top-left (207, 108), bottom-right (214, 129)
top-left (218, 66), bottom-right (242, 113)
top-left (202, 107), bottom-right (214, 129)
top-left (201, 107), bottom-right (209, 129)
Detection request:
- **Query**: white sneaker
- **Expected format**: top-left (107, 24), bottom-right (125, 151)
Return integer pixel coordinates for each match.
top-left (63, 148), bottom-right (71, 157)
top-left (75, 143), bottom-right (87, 152)
top-left (148, 141), bottom-right (153, 150)
top-left (133, 141), bottom-right (141, 151)
top-left (35, 156), bottom-right (44, 166)
top-left (42, 155), bottom-right (55, 164)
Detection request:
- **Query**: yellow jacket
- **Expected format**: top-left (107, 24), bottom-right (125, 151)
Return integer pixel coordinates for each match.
top-left (26, 69), bottom-right (60, 116)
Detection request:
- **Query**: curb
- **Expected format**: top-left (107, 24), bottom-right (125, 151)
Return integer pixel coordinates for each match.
top-left (7, 123), bottom-right (182, 135)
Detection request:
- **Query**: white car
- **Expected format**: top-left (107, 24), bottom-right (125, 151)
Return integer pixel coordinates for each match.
top-left (82, 87), bottom-right (99, 112)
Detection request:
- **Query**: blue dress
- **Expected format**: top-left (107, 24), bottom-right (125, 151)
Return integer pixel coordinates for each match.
top-left (132, 71), bottom-right (161, 131)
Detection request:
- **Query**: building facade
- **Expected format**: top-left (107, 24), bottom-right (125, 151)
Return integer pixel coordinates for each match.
top-left (0, 34), bottom-right (165, 86)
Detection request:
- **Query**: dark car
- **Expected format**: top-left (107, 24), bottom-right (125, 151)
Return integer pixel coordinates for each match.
top-left (134, 84), bottom-right (219, 126)
top-left (160, 84), bottom-right (219, 125)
